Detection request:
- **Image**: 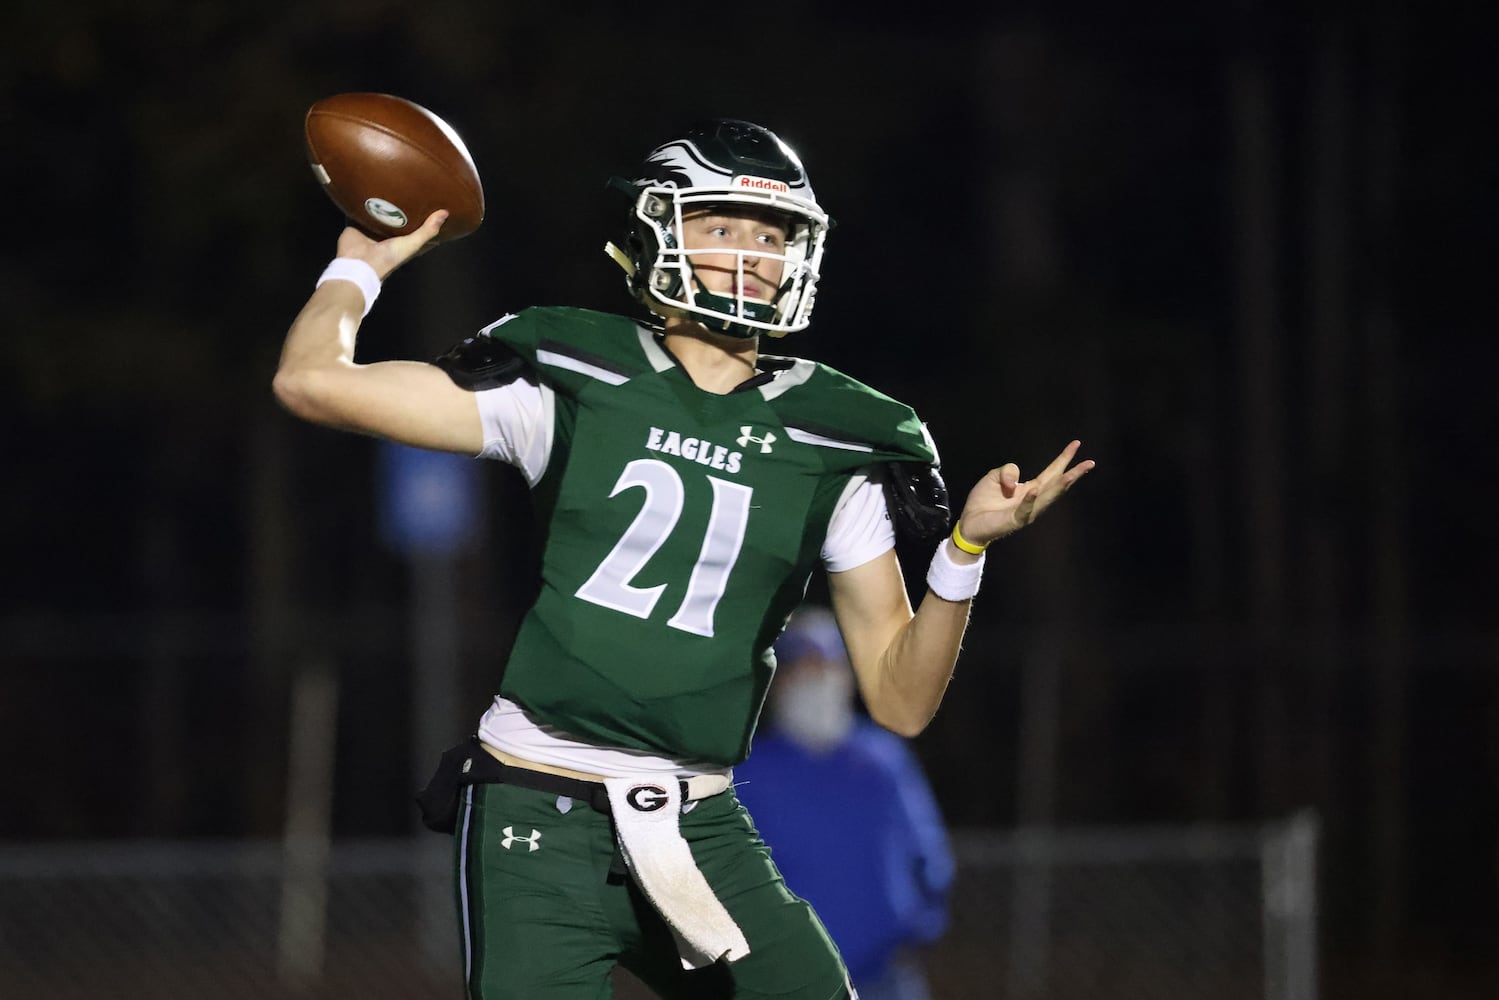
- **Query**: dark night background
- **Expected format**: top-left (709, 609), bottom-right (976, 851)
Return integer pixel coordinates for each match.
top-left (3, 2), bottom-right (1496, 997)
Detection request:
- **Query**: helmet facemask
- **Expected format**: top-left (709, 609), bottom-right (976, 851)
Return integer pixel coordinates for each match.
top-left (606, 120), bottom-right (832, 339)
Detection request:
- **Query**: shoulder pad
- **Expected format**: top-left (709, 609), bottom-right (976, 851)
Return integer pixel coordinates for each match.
top-left (432, 335), bottom-right (531, 391)
top-left (882, 462), bottom-right (951, 541)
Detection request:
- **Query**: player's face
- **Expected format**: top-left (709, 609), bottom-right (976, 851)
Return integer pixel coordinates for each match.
top-left (679, 207), bottom-right (789, 302)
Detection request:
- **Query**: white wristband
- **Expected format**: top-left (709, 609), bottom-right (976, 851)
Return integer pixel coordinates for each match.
top-left (926, 541), bottom-right (985, 602)
top-left (316, 257), bottom-right (382, 318)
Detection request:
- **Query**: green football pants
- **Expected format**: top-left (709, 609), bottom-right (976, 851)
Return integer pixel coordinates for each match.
top-left (454, 781), bottom-right (852, 999)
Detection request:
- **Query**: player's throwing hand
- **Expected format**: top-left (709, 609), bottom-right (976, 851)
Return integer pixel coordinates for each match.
top-left (334, 209), bottom-right (450, 280)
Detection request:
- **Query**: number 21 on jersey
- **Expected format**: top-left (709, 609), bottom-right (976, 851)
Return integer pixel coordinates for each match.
top-left (574, 458), bottom-right (751, 637)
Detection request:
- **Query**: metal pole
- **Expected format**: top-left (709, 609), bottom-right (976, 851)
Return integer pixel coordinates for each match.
top-left (1008, 633), bottom-right (1062, 1000)
top-left (278, 662), bottom-right (339, 985)
top-left (1262, 810), bottom-right (1320, 1000)
top-left (412, 549), bottom-right (462, 969)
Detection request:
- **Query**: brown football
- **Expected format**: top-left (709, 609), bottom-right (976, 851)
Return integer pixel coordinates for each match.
top-left (304, 92), bottom-right (485, 243)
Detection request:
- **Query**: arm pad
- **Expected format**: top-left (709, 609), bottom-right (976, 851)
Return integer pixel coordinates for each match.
top-left (882, 462), bottom-right (951, 541)
top-left (433, 335), bottom-right (531, 391)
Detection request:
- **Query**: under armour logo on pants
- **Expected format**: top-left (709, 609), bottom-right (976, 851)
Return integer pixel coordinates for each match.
top-left (500, 826), bottom-right (541, 851)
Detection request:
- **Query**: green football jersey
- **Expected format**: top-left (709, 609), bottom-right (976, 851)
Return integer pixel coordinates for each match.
top-left (482, 307), bottom-right (936, 766)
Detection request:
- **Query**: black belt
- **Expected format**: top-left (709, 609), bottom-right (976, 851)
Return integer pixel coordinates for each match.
top-left (419, 735), bottom-right (720, 833)
top-left (485, 757), bottom-right (614, 814)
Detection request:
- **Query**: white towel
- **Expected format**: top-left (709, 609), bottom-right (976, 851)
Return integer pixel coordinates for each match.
top-left (603, 776), bottom-right (750, 969)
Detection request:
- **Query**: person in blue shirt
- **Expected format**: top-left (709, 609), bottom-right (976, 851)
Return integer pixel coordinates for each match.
top-left (735, 606), bottom-right (955, 1000)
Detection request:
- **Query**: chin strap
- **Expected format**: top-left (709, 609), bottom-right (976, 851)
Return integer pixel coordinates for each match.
top-left (604, 241), bottom-right (636, 277)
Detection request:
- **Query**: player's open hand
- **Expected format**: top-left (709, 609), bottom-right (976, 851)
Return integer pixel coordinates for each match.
top-left (333, 209), bottom-right (450, 280)
top-left (953, 440), bottom-right (1094, 549)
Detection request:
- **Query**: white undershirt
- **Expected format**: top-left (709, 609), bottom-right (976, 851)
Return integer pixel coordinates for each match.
top-left (468, 374), bottom-right (895, 777)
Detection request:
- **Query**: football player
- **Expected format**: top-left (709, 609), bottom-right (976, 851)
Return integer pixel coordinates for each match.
top-left (274, 118), bottom-right (1092, 999)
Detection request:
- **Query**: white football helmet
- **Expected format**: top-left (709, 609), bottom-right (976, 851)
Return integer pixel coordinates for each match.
top-left (607, 119), bottom-right (832, 339)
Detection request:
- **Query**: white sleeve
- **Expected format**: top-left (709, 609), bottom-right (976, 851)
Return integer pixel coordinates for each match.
top-left (822, 465), bottom-right (896, 573)
top-left (472, 376), bottom-right (554, 486)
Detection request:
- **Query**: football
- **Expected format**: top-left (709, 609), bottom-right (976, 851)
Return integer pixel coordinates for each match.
top-left (304, 92), bottom-right (485, 243)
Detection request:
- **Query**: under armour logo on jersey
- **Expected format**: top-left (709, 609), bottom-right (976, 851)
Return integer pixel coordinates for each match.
top-left (737, 427), bottom-right (777, 453)
top-left (500, 826), bottom-right (542, 851)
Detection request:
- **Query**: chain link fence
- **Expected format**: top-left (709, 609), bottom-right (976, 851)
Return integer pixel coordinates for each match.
top-left (927, 815), bottom-right (1318, 1000)
top-left (0, 816), bottom-right (1316, 999)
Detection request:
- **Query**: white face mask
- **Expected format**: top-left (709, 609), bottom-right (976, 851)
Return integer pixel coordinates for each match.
top-left (769, 664), bottom-right (855, 752)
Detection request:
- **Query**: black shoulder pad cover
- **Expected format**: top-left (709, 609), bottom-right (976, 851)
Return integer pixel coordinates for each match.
top-left (882, 462), bottom-right (951, 541)
top-left (432, 335), bottom-right (531, 391)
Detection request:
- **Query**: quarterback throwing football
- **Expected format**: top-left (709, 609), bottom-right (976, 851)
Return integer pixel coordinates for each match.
top-left (274, 119), bottom-right (1092, 999)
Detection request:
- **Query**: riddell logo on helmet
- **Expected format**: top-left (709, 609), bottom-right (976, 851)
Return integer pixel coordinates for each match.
top-left (734, 175), bottom-right (789, 193)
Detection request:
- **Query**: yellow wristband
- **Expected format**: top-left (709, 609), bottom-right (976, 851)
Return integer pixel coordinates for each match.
top-left (951, 520), bottom-right (989, 555)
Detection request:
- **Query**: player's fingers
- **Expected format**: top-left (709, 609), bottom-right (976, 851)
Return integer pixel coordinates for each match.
top-left (995, 463), bottom-right (1021, 496)
top-left (1040, 440), bottom-right (1082, 480)
top-left (399, 210), bottom-right (448, 251)
top-left (407, 211), bottom-right (450, 259)
top-left (1015, 487), bottom-right (1041, 526)
top-left (371, 211), bottom-right (450, 273)
top-left (1061, 458), bottom-right (1096, 489)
